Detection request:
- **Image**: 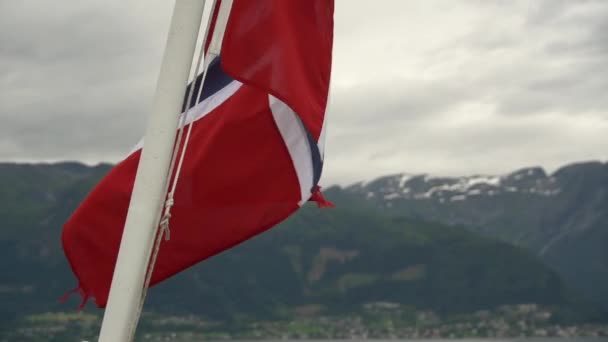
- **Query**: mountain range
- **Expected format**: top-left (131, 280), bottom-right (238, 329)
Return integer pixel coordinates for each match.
top-left (0, 160), bottom-right (606, 334)
top-left (326, 160), bottom-right (608, 310)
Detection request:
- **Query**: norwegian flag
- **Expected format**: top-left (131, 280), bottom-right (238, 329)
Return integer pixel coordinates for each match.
top-left (61, 0), bottom-right (334, 308)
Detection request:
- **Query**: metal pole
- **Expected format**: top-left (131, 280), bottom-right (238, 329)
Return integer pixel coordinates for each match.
top-left (98, 1), bottom-right (207, 341)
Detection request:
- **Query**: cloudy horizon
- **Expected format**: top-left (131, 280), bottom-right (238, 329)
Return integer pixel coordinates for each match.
top-left (1, 0), bottom-right (607, 186)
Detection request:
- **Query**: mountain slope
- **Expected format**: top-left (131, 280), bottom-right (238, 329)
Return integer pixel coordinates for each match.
top-left (148, 207), bottom-right (593, 320)
top-left (0, 162), bottom-right (112, 324)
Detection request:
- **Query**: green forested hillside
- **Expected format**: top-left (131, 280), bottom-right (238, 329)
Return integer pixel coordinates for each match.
top-left (149, 206), bottom-right (597, 322)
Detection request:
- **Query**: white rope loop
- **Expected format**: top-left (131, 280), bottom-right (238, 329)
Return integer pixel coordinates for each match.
top-left (159, 197), bottom-right (174, 241)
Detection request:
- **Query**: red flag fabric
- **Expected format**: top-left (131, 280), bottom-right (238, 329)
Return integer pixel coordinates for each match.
top-left (220, 0), bottom-right (334, 141)
top-left (61, 0), bottom-right (334, 308)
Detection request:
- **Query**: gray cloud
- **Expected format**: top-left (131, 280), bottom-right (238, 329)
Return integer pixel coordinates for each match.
top-left (0, 0), bottom-right (168, 162)
top-left (0, 0), bottom-right (607, 185)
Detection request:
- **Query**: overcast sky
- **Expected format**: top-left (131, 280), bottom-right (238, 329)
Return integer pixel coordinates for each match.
top-left (1, 0), bottom-right (607, 186)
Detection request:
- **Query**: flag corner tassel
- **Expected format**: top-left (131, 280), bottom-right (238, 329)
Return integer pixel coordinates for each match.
top-left (310, 185), bottom-right (335, 208)
top-left (58, 285), bottom-right (91, 311)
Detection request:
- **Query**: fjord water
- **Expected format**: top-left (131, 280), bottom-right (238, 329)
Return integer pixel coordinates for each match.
top-left (267, 339), bottom-right (608, 342)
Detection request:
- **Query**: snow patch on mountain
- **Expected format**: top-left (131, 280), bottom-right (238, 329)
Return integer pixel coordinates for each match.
top-left (346, 167), bottom-right (561, 203)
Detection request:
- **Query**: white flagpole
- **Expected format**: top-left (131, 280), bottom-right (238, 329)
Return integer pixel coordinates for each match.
top-left (98, 1), bottom-right (207, 341)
